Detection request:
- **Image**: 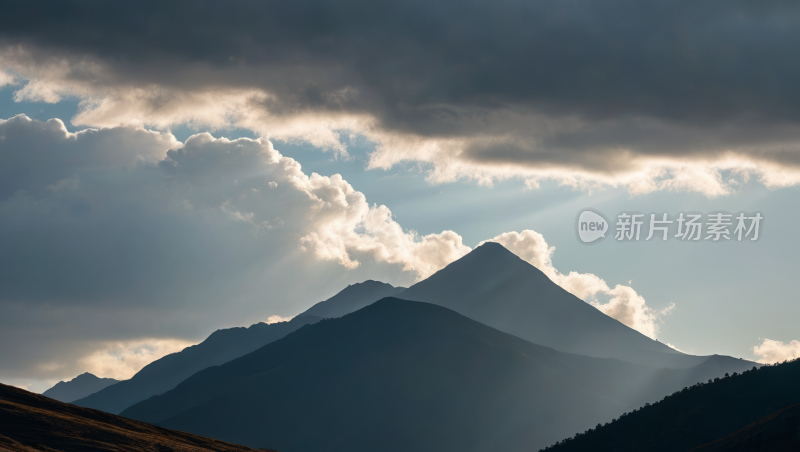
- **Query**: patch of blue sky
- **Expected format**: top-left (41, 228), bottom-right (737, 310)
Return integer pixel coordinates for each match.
top-left (0, 86), bottom-right (85, 131)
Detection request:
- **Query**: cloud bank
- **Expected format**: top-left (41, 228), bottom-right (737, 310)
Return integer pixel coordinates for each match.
top-left (3, 0), bottom-right (800, 195)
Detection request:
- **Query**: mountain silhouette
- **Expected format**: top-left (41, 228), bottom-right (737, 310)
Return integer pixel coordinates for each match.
top-left (397, 242), bottom-right (721, 368)
top-left (0, 382), bottom-right (264, 452)
top-left (122, 298), bottom-right (754, 452)
top-left (542, 358), bottom-right (800, 452)
top-left (41, 372), bottom-right (119, 403)
top-left (300, 280), bottom-right (405, 318)
top-left (73, 314), bottom-right (321, 414)
top-left (72, 280), bottom-right (401, 414)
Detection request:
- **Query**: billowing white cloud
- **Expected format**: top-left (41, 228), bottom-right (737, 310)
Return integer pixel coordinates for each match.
top-left (484, 230), bottom-right (672, 338)
top-left (752, 338), bottom-right (800, 364)
top-left (0, 115), bottom-right (469, 300)
top-left (159, 130), bottom-right (471, 278)
top-left (299, 201), bottom-right (470, 278)
top-left (0, 115), bottom-right (474, 384)
top-left (0, 114), bottom-right (175, 198)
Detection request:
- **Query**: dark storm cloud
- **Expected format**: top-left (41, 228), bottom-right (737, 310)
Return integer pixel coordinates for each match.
top-left (460, 116), bottom-right (800, 172)
top-left (4, 0), bottom-right (800, 129)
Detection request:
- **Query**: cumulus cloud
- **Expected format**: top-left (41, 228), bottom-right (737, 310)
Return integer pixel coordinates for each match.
top-left (299, 202), bottom-right (470, 278)
top-left (158, 129), bottom-right (471, 278)
top-left (752, 338), bottom-right (800, 364)
top-left (0, 115), bottom-right (467, 301)
top-left (484, 230), bottom-right (672, 338)
top-left (0, 114), bottom-right (175, 198)
top-left (0, 116), bottom-right (471, 384)
top-left (4, 1), bottom-right (800, 195)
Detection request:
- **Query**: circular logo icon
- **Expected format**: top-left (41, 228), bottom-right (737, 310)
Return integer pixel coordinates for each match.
top-left (576, 208), bottom-right (609, 244)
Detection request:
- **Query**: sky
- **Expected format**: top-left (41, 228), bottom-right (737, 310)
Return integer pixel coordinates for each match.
top-left (1, 0), bottom-right (799, 393)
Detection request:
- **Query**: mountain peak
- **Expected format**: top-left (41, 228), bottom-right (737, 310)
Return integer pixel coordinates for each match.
top-left (299, 280), bottom-right (406, 319)
top-left (411, 240), bottom-right (548, 290)
top-left (42, 372), bottom-right (119, 403)
top-left (352, 279), bottom-right (394, 287)
top-left (475, 240), bottom-right (512, 251)
top-left (398, 242), bottom-right (689, 367)
top-left (467, 241), bottom-right (520, 259)
top-left (75, 372), bottom-right (99, 380)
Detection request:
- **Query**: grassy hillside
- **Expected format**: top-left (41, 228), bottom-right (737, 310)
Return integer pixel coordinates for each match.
top-left (0, 382), bottom-right (267, 452)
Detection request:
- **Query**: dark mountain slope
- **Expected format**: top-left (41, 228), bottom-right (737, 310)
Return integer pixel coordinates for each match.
top-left (123, 298), bottom-right (753, 452)
top-left (0, 383), bottom-right (264, 452)
top-left (399, 242), bottom-right (729, 369)
top-left (691, 403), bottom-right (800, 452)
top-left (543, 358), bottom-right (800, 452)
top-left (42, 372), bottom-right (119, 403)
top-left (73, 314), bottom-right (321, 414)
top-left (299, 280), bottom-right (405, 318)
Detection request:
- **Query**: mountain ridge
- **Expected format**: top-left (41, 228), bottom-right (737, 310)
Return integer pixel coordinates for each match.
top-left (299, 280), bottom-right (405, 319)
top-left (122, 297), bottom-right (755, 452)
top-left (41, 372), bottom-right (119, 403)
top-left (73, 314), bottom-right (321, 414)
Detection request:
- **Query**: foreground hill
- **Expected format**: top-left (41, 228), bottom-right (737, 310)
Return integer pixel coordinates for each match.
top-left (543, 358), bottom-right (800, 452)
top-left (398, 242), bottom-right (735, 369)
top-left (123, 298), bottom-right (753, 452)
top-left (692, 403), bottom-right (800, 452)
top-left (73, 314), bottom-right (321, 414)
top-left (0, 383), bottom-right (266, 452)
top-left (42, 372), bottom-right (119, 403)
top-left (299, 280), bottom-right (405, 318)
